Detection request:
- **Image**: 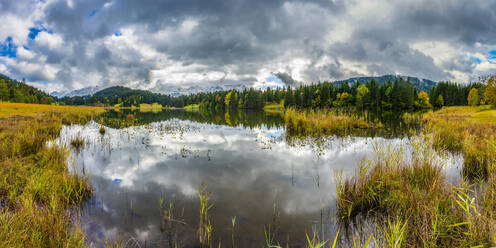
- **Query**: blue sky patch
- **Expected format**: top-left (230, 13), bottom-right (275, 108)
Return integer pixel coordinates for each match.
top-left (488, 50), bottom-right (496, 64)
top-left (266, 75), bottom-right (283, 83)
top-left (469, 57), bottom-right (481, 64)
top-left (28, 28), bottom-right (42, 40)
top-left (0, 37), bottom-right (17, 58)
top-left (114, 31), bottom-right (122, 36)
top-left (28, 24), bottom-right (49, 40)
top-left (89, 9), bottom-right (99, 17)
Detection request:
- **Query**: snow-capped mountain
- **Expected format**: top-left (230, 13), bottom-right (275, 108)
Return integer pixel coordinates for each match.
top-left (152, 84), bottom-right (247, 97)
top-left (51, 86), bottom-right (101, 98)
top-left (333, 75), bottom-right (438, 92)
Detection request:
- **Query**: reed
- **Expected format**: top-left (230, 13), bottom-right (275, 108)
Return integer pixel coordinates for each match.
top-left (198, 184), bottom-right (214, 248)
top-left (336, 136), bottom-right (493, 247)
top-left (70, 136), bottom-right (85, 150)
top-left (424, 106), bottom-right (496, 181)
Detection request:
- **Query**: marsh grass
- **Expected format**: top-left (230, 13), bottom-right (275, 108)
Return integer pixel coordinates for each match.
top-left (70, 136), bottom-right (85, 150)
top-left (0, 102), bottom-right (103, 247)
top-left (198, 184), bottom-right (214, 248)
top-left (99, 126), bottom-right (106, 135)
top-left (424, 106), bottom-right (496, 181)
top-left (336, 136), bottom-right (494, 247)
top-left (284, 108), bottom-right (382, 137)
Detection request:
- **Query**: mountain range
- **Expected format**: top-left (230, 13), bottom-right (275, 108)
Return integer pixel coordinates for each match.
top-left (50, 86), bottom-right (101, 98)
top-left (333, 75), bottom-right (437, 93)
top-left (50, 75), bottom-right (438, 99)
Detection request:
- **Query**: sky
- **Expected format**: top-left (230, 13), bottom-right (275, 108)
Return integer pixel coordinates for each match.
top-left (0, 0), bottom-right (496, 94)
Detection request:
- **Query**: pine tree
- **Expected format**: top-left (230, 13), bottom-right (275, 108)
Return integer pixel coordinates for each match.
top-left (0, 79), bottom-right (9, 101)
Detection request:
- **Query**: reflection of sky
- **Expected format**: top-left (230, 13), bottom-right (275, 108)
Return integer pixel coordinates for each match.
top-left (57, 120), bottom-right (462, 247)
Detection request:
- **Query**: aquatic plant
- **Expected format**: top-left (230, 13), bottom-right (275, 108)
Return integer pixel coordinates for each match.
top-left (198, 184), bottom-right (214, 248)
top-left (336, 134), bottom-right (493, 247)
top-left (99, 126), bottom-right (106, 135)
top-left (70, 136), bottom-right (85, 150)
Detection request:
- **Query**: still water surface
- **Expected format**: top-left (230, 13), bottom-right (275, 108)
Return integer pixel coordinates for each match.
top-left (56, 110), bottom-right (461, 247)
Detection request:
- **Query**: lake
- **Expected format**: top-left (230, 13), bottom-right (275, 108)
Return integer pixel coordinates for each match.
top-left (55, 109), bottom-right (462, 247)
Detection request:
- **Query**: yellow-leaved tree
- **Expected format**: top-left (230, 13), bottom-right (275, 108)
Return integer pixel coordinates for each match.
top-left (484, 76), bottom-right (496, 106)
top-left (416, 91), bottom-right (431, 109)
top-left (467, 88), bottom-right (480, 106)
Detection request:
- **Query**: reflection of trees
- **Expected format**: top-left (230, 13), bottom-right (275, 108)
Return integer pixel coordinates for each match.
top-left (98, 109), bottom-right (285, 129)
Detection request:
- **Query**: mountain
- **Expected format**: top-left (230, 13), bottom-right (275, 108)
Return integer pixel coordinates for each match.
top-left (152, 84), bottom-right (247, 97)
top-left (333, 75), bottom-right (437, 92)
top-left (51, 86), bottom-right (101, 98)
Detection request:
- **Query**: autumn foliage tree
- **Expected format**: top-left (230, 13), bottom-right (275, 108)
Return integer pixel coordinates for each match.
top-left (484, 76), bottom-right (496, 106)
top-left (416, 91), bottom-right (431, 109)
top-left (467, 88), bottom-right (480, 106)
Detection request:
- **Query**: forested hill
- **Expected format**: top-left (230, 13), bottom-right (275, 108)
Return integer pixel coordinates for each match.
top-left (0, 73), bottom-right (54, 104)
top-left (59, 86), bottom-right (184, 107)
top-left (333, 75), bottom-right (437, 93)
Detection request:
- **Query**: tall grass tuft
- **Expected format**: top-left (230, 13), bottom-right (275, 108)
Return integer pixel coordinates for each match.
top-left (336, 136), bottom-right (493, 247)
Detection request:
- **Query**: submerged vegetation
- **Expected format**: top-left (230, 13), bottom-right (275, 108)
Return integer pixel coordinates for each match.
top-left (0, 102), bottom-right (103, 247)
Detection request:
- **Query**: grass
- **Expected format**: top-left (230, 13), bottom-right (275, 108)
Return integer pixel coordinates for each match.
top-left (99, 126), bottom-right (106, 135)
top-left (264, 101), bottom-right (284, 110)
top-left (336, 137), bottom-right (494, 247)
top-left (70, 136), bottom-right (85, 150)
top-left (423, 106), bottom-right (496, 181)
top-left (0, 102), bottom-right (103, 247)
top-left (284, 108), bottom-right (382, 137)
top-left (184, 104), bottom-right (200, 110)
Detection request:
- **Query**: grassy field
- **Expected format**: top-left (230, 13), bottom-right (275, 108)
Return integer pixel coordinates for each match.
top-left (0, 102), bottom-right (103, 247)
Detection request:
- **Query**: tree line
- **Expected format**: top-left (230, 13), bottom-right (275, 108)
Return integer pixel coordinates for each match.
top-left (0, 74), bottom-right (55, 104)
top-left (5, 71), bottom-right (492, 113)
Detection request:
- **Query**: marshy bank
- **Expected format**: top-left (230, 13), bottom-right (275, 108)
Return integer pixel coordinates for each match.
top-left (0, 103), bottom-right (103, 247)
top-left (335, 106), bottom-right (496, 247)
top-left (284, 108), bottom-right (419, 138)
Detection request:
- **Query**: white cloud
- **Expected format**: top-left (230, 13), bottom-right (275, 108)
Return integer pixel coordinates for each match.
top-left (16, 46), bottom-right (36, 60)
top-left (35, 32), bottom-right (64, 50)
top-left (0, 14), bottom-right (31, 44)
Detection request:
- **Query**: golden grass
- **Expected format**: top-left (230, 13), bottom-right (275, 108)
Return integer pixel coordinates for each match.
top-left (423, 106), bottom-right (496, 181)
top-left (0, 102), bottom-right (103, 247)
top-left (284, 108), bottom-right (382, 137)
top-left (336, 139), bottom-right (494, 247)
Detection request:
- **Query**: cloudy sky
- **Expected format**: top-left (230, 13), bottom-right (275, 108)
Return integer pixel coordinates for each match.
top-left (0, 0), bottom-right (495, 93)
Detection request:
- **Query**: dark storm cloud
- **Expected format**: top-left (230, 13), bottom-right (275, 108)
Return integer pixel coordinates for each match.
top-left (274, 72), bottom-right (300, 87)
top-left (395, 1), bottom-right (496, 45)
top-left (0, 0), bottom-right (495, 92)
